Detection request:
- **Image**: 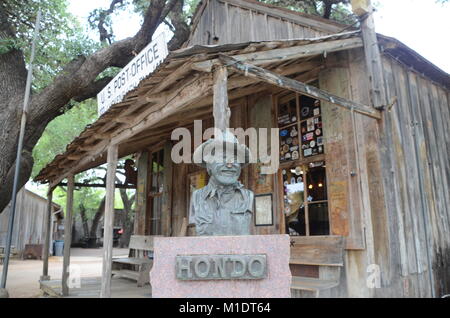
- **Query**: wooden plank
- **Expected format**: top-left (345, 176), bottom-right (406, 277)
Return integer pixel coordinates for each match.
top-left (41, 187), bottom-right (53, 280)
top-left (290, 236), bottom-right (345, 266)
top-left (128, 235), bottom-right (157, 250)
top-left (389, 61), bottom-right (422, 278)
top-left (291, 276), bottom-right (339, 291)
top-left (213, 65), bottom-right (230, 132)
top-left (380, 57), bottom-right (409, 278)
top-left (171, 164), bottom-right (188, 237)
top-left (247, 93), bottom-right (277, 235)
top-left (134, 152), bottom-right (148, 235)
top-left (100, 144), bottom-right (118, 298)
top-left (112, 258), bottom-right (152, 265)
top-left (352, 1), bottom-right (386, 109)
top-left (62, 174), bottom-right (74, 296)
top-left (219, 54), bottom-right (381, 119)
top-left (161, 142), bottom-right (173, 236)
top-left (192, 37), bottom-right (364, 72)
top-left (220, 0), bottom-right (344, 33)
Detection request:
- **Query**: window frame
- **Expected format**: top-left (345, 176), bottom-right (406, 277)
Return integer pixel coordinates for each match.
top-left (275, 92), bottom-right (331, 237)
top-left (148, 147), bottom-right (165, 235)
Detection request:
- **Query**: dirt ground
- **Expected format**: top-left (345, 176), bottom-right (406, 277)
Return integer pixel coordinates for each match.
top-left (0, 248), bottom-right (128, 298)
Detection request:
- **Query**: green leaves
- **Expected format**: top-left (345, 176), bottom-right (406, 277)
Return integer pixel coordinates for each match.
top-left (2, 0), bottom-right (100, 91)
top-left (31, 99), bottom-right (98, 178)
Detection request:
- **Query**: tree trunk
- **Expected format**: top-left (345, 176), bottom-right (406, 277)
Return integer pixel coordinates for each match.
top-left (89, 195), bottom-right (106, 240)
top-left (118, 185), bottom-right (135, 248)
top-left (79, 203), bottom-right (90, 239)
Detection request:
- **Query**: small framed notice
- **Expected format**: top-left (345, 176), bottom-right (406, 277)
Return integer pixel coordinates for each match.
top-left (254, 194), bottom-right (273, 226)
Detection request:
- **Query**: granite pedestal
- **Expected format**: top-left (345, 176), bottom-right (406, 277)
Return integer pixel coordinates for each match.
top-left (150, 234), bottom-right (291, 298)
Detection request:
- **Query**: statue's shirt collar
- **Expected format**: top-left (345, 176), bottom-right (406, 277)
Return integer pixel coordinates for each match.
top-left (203, 179), bottom-right (245, 200)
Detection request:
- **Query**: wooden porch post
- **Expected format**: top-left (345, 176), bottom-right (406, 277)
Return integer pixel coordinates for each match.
top-left (213, 65), bottom-right (230, 132)
top-left (161, 142), bottom-right (173, 236)
top-left (100, 144), bottom-right (118, 298)
top-left (62, 174), bottom-right (74, 296)
top-left (40, 186), bottom-right (54, 281)
top-left (134, 151), bottom-right (148, 236)
top-left (351, 0), bottom-right (387, 109)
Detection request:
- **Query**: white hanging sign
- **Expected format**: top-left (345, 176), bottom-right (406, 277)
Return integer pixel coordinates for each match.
top-left (97, 33), bottom-right (168, 116)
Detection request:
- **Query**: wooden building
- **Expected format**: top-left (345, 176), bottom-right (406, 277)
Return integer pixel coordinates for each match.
top-left (34, 0), bottom-right (449, 297)
top-left (0, 187), bottom-right (61, 257)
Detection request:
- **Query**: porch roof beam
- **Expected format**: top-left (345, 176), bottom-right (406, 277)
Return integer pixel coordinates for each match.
top-left (218, 54), bottom-right (381, 120)
top-left (192, 36), bottom-right (363, 72)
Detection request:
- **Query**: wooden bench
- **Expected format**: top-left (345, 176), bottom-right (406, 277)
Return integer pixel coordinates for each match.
top-left (112, 235), bottom-right (157, 287)
top-left (290, 236), bottom-right (345, 297)
top-left (0, 246), bottom-right (18, 265)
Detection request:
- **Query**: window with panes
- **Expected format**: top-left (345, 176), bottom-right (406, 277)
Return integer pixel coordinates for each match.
top-left (276, 92), bottom-right (330, 236)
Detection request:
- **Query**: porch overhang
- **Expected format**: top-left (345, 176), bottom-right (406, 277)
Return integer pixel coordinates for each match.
top-left (35, 29), bottom-right (446, 187)
top-left (34, 31), bottom-right (367, 186)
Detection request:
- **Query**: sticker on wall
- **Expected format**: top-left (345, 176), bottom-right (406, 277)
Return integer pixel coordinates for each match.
top-left (313, 108), bottom-right (320, 116)
top-left (317, 137), bottom-right (323, 146)
top-left (310, 140), bottom-right (316, 148)
top-left (292, 151), bottom-right (299, 160)
top-left (305, 132), bottom-right (314, 141)
top-left (315, 128), bottom-right (321, 136)
top-left (290, 146), bottom-right (299, 151)
top-left (292, 137), bottom-right (299, 146)
top-left (290, 127), bottom-right (298, 137)
top-left (301, 107), bottom-right (310, 118)
top-left (285, 152), bottom-right (291, 159)
top-left (295, 166), bottom-right (302, 175)
top-left (304, 148), bottom-right (312, 157)
top-left (283, 144), bottom-right (289, 152)
top-left (290, 177), bottom-right (296, 184)
top-left (297, 176), bottom-right (303, 183)
top-left (286, 137), bottom-right (293, 145)
top-left (280, 130), bottom-right (288, 137)
top-left (307, 118), bottom-right (314, 131)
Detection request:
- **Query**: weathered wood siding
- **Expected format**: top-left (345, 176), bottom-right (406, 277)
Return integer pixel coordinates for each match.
top-left (337, 47), bottom-right (450, 298)
top-left (187, 0), bottom-right (333, 46)
top-left (0, 188), bottom-right (57, 255)
top-left (380, 55), bottom-right (450, 297)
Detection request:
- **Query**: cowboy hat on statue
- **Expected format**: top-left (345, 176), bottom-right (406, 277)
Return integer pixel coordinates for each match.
top-left (190, 129), bottom-right (254, 236)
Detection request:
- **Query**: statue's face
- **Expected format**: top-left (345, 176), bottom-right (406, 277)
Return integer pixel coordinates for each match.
top-left (207, 161), bottom-right (241, 186)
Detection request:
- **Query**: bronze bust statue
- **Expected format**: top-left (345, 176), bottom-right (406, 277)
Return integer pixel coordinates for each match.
top-left (189, 131), bottom-right (254, 236)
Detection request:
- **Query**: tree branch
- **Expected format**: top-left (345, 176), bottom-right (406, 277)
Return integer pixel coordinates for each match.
top-left (72, 76), bottom-right (114, 103)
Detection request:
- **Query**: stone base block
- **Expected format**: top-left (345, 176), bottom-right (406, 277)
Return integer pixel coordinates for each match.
top-left (150, 235), bottom-right (291, 298)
